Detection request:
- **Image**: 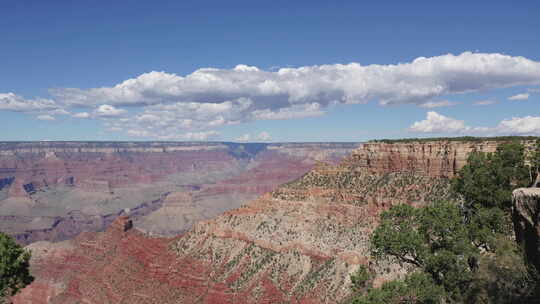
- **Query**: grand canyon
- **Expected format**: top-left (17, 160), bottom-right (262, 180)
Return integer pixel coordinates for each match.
top-left (3, 138), bottom-right (537, 303)
top-left (2, 3), bottom-right (540, 303)
top-left (0, 141), bottom-right (358, 245)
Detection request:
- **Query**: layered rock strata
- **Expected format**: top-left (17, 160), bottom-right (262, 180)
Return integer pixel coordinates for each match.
top-left (350, 141), bottom-right (501, 177)
top-left (13, 140), bottom-right (470, 304)
top-left (513, 187), bottom-right (540, 273)
top-left (0, 142), bottom-right (357, 243)
top-left (15, 139), bottom-right (538, 303)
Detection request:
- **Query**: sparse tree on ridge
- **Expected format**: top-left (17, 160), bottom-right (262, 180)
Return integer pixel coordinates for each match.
top-left (349, 141), bottom-right (539, 303)
top-left (0, 233), bottom-right (33, 303)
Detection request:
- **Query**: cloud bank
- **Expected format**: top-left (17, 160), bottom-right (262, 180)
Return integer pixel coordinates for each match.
top-left (410, 111), bottom-right (540, 135)
top-left (508, 93), bottom-right (530, 101)
top-left (1, 52), bottom-right (540, 139)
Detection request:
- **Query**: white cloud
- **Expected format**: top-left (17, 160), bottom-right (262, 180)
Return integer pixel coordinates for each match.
top-left (0, 93), bottom-right (57, 112)
top-left (72, 112), bottom-right (90, 118)
top-left (473, 100), bottom-right (496, 106)
top-left (4, 52), bottom-right (540, 140)
top-left (49, 109), bottom-right (70, 115)
top-left (234, 131), bottom-right (271, 142)
top-left (410, 112), bottom-right (540, 135)
top-left (182, 131), bottom-right (220, 141)
top-left (252, 102), bottom-right (325, 120)
top-left (50, 52), bottom-right (540, 109)
top-left (235, 134), bottom-right (251, 142)
top-left (508, 93), bottom-right (529, 101)
top-left (94, 104), bottom-right (126, 117)
top-left (418, 100), bottom-right (460, 108)
top-left (409, 111), bottom-right (471, 133)
top-left (126, 129), bottom-right (219, 141)
top-left (36, 114), bottom-right (55, 121)
top-left (256, 131), bottom-right (272, 141)
top-left (496, 116), bottom-right (540, 134)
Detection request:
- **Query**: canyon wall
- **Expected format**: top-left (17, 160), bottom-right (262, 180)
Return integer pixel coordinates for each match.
top-left (0, 141), bottom-right (358, 244)
top-left (347, 140), bottom-right (501, 177)
top-left (513, 187), bottom-right (540, 273)
top-left (12, 138), bottom-right (534, 303)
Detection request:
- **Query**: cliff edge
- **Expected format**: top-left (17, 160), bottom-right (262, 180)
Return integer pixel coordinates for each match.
top-left (513, 187), bottom-right (540, 272)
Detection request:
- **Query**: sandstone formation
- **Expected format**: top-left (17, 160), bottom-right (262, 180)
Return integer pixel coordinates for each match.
top-left (349, 140), bottom-right (500, 177)
top-left (0, 142), bottom-right (357, 244)
top-left (12, 139), bottom-right (469, 304)
top-left (513, 187), bottom-right (540, 273)
top-left (13, 138), bottom-right (535, 303)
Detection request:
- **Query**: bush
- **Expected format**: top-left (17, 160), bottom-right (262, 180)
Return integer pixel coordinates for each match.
top-left (0, 233), bottom-right (33, 302)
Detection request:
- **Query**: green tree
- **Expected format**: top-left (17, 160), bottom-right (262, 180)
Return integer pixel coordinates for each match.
top-left (0, 233), bottom-right (33, 302)
top-left (452, 142), bottom-right (529, 212)
top-left (350, 265), bottom-right (373, 293)
top-left (351, 272), bottom-right (444, 304)
top-left (350, 141), bottom-right (539, 303)
top-left (370, 202), bottom-right (478, 302)
top-left (452, 142), bottom-right (529, 251)
top-left (528, 139), bottom-right (540, 186)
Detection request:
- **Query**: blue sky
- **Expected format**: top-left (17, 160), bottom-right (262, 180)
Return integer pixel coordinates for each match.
top-left (1, 0), bottom-right (539, 142)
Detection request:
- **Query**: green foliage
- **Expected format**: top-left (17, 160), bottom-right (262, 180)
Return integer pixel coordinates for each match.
top-left (370, 202), bottom-right (478, 301)
top-left (452, 142), bottom-right (529, 211)
top-left (528, 139), bottom-right (540, 186)
top-left (350, 265), bottom-right (373, 293)
top-left (350, 272), bottom-right (445, 304)
top-left (0, 233), bottom-right (33, 302)
top-left (465, 236), bottom-right (538, 303)
top-left (349, 141), bottom-right (540, 303)
top-left (451, 142), bottom-right (530, 251)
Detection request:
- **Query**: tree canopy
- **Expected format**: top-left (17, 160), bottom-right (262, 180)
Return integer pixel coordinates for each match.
top-left (0, 233), bottom-right (33, 302)
top-left (349, 141), bottom-right (539, 303)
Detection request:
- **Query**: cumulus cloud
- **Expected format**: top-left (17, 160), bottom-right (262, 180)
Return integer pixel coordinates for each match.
top-left (410, 111), bottom-right (540, 135)
top-left (235, 134), bottom-right (251, 142)
top-left (94, 104), bottom-right (126, 117)
top-left (508, 93), bottom-right (530, 101)
top-left (256, 131), bottom-right (272, 141)
top-left (473, 100), bottom-right (497, 106)
top-left (418, 100), bottom-right (460, 108)
top-left (409, 111), bottom-right (472, 133)
top-left (496, 116), bottom-right (540, 134)
top-left (36, 114), bottom-right (55, 121)
top-left (252, 102), bottom-right (325, 119)
top-left (49, 109), bottom-right (70, 115)
top-left (125, 129), bottom-right (219, 141)
top-left (0, 93), bottom-right (58, 112)
top-left (72, 112), bottom-right (90, 118)
top-left (234, 131), bottom-right (271, 142)
top-left (3, 52), bottom-right (540, 140)
top-left (49, 52), bottom-right (540, 109)
top-left (182, 131), bottom-right (220, 141)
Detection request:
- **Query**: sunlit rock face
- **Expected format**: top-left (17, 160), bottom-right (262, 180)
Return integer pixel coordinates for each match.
top-left (349, 141), bottom-right (500, 177)
top-left (513, 187), bottom-right (540, 273)
top-left (13, 139), bottom-right (533, 303)
top-left (10, 140), bottom-right (459, 304)
top-left (0, 141), bottom-right (357, 244)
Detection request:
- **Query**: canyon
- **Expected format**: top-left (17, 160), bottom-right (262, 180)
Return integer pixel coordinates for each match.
top-left (0, 141), bottom-right (358, 244)
top-left (11, 139), bottom-right (525, 304)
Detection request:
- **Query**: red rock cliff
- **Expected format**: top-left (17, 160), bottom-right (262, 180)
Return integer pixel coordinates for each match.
top-left (13, 139), bottom-right (533, 303)
top-left (347, 140), bottom-right (500, 177)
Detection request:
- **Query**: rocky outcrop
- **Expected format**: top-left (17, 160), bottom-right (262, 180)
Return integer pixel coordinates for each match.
top-left (18, 138), bottom-right (539, 303)
top-left (14, 140), bottom-right (464, 304)
top-left (513, 187), bottom-right (540, 273)
top-left (0, 142), bottom-right (358, 243)
top-left (349, 141), bottom-right (501, 177)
